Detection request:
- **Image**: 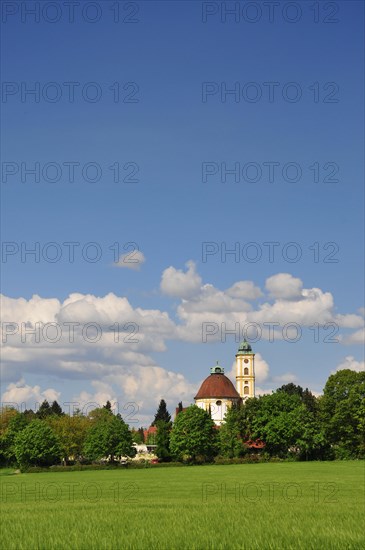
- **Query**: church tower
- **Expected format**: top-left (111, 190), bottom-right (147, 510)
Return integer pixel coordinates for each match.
top-left (235, 340), bottom-right (255, 400)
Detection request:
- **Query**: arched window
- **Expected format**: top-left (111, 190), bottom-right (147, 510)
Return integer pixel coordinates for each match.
top-left (244, 386), bottom-right (249, 395)
top-left (244, 367), bottom-right (249, 375)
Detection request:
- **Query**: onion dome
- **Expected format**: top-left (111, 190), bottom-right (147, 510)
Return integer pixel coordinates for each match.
top-left (236, 339), bottom-right (253, 355)
top-left (194, 362), bottom-right (240, 400)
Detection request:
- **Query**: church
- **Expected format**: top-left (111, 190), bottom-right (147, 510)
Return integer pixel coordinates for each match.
top-left (194, 340), bottom-right (255, 425)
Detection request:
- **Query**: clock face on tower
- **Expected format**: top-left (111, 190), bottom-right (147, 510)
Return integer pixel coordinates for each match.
top-left (244, 359), bottom-right (249, 363)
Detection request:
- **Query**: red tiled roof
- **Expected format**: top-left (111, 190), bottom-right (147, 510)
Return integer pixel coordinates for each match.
top-left (143, 426), bottom-right (157, 440)
top-left (244, 439), bottom-right (266, 449)
top-left (194, 373), bottom-right (241, 400)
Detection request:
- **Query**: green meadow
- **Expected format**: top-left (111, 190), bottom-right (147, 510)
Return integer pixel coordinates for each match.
top-left (1, 461), bottom-right (364, 550)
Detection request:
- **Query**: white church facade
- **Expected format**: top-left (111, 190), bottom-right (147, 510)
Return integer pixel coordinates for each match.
top-left (194, 340), bottom-right (255, 425)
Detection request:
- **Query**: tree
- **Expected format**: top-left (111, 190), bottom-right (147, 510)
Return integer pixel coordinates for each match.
top-left (276, 384), bottom-right (318, 414)
top-left (170, 405), bottom-right (217, 463)
top-left (217, 400), bottom-right (264, 458)
top-left (177, 402), bottom-right (183, 414)
top-left (103, 400), bottom-right (112, 411)
top-left (155, 420), bottom-right (172, 461)
top-left (131, 427), bottom-right (146, 444)
top-left (0, 407), bottom-right (19, 436)
top-left (276, 383), bottom-right (303, 397)
top-left (47, 414), bottom-right (90, 463)
top-left (240, 392), bottom-right (305, 457)
top-left (83, 413), bottom-right (135, 461)
top-left (14, 420), bottom-right (61, 468)
top-left (250, 390), bottom-right (331, 459)
top-left (218, 403), bottom-right (246, 458)
top-left (50, 401), bottom-right (64, 416)
top-left (295, 406), bottom-right (328, 461)
top-left (88, 406), bottom-right (113, 424)
top-left (302, 388), bottom-right (318, 414)
top-left (0, 410), bottom-right (28, 465)
top-left (320, 369), bottom-right (365, 458)
top-left (152, 399), bottom-right (171, 426)
top-left (146, 430), bottom-right (157, 445)
top-left (138, 427), bottom-right (145, 442)
top-left (36, 400), bottom-right (53, 419)
top-left (23, 409), bottom-right (36, 422)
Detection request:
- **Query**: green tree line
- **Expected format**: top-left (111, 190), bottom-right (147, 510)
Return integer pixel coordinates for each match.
top-left (0, 370), bottom-right (363, 468)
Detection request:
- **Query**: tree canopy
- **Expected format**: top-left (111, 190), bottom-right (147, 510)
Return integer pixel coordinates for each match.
top-left (320, 369), bottom-right (365, 458)
top-left (152, 399), bottom-right (171, 426)
top-left (1, 369), bottom-right (363, 468)
top-left (170, 405), bottom-right (217, 462)
top-left (155, 420), bottom-right (172, 461)
top-left (14, 420), bottom-right (62, 468)
top-left (83, 410), bottom-right (135, 461)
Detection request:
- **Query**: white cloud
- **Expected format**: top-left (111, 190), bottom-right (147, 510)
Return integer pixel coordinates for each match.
top-left (335, 314), bottom-right (364, 329)
top-left (71, 381), bottom-right (118, 413)
top-left (174, 279), bottom-right (339, 343)
top-left (71, 366), bottom-right (196, 426)
top-left (160, 260), bottom-right (202, 299)
top-left (334, 356), bottom-right (365, 373)
top-left (1, 294), bottom-right (61, 325)
top-left (0, 291), bottom-right (177, 391)
top-left (226, 281), bottom-right (263, 300)
top-left (265, 273), bottom-right (303, 300)
top-left (3, 270), bottom-right (362, 365)
top-left (342, 327), bottom-right (365, 345)
top-left (249, 286), bottom-right (335, 327)
top-left (114, 250), bottom-right (145, 270)
top-left (2, 379), bottom-right (60, 408)
top-left (1, 264), bottom-right (364, 423)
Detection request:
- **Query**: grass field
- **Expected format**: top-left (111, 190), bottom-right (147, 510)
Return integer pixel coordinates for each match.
top-left (1, 461), bottom-right (364, 549)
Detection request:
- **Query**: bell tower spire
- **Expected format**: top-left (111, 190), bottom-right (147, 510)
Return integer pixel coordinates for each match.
top-left (235, 340), bottom-right (255, 399)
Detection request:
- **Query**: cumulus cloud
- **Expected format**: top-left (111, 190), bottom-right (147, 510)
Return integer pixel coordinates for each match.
top-left (334, 356), bottom-right (364, 373)
top-left (265, 273), bottom-right (303, 300)
top-left (170, 269), bottom-right (364, 344)
top-left (1, 294), bottom-right (61, 325)
top-left (334, 314), bottom-right (364, 329)
top-left (0, 292), bottom-right (178, 393)
top-left (71, 366), bottom-right (196, 425)
top-left (71, 381), bottom-right (118, 414)
top-left (250, 286), bottom-right (334, 327)
top-left (175, 282), bottom-right (339, 343)
top-left (342, 327), bottom-right (365, 345)
top-left (2, 268), bottom-right (362, 389)
top-left (226, 281), bottom-right (263, 300)
top-left (114, 250), bottom-right (145, 270)
top-left (1, 264), bottom-right (364, 422)
top-left (2, 379), bottom-right (60, 408)
top-left (160, 260), bottom-right (202, 299)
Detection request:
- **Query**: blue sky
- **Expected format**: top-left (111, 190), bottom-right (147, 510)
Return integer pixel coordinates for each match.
top-left (1, 1), bottom-right (364, 425)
